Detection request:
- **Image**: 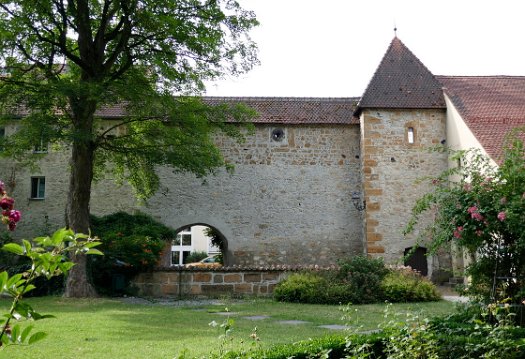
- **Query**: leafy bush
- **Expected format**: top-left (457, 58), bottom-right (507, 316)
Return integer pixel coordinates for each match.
top-left (336, 255), bottom-right (389, 304)
top-left (405, 134), bottom-right (525, 304)
top-left (381, 268), bottom-right (441, 302)
top-left (89, 211), bottom-right (176, 295)
top-left (273, 272), bottom-right (329, 304)
top-left (274, 257), bottom-right (441, 305)
top-left (216, 333), bottom-right (388, 359)
top-left (185, 251), bottom-right (209, 264)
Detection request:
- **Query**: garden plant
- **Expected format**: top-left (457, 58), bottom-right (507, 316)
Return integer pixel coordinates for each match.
top-left (0, 180), bottom-right (102, 349)
top-left (405, 131), bottom-right (525, 304)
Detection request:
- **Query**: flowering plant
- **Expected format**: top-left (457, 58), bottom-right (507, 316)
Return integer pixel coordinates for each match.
top-left (0, 181), bottom-right (21, 231)
top-left (405, 131), bottom-right (525, 303)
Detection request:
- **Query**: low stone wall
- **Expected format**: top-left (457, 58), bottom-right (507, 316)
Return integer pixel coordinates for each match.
top-left (132, 267), bottom-right (290, 298)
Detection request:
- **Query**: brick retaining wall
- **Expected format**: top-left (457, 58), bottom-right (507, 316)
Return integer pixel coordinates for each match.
top-left (132, 268), bottom-right (292, 298)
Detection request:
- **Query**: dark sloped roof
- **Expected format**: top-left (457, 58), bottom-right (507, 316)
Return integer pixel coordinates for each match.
top-left (203, 97), bottom-right (359, 124)
top-left (97, 97), bottom-right (360, 125)
top-left (355, 37), bottom-right (446, 115)
top-left (438, 76), bottom-right (525, 161)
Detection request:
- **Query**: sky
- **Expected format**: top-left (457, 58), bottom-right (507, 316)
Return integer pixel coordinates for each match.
top-left (204, 0), bottom-right (525, 98)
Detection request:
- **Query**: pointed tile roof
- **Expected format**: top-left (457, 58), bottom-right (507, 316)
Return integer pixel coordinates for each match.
top-left (355, 37), bottom-right (446, 115)
top-left (438, 76), bottom-right (525, 161)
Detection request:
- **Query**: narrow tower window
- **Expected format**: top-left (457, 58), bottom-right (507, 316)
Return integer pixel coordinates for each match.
top-left (407, 127), bottom-right (415, 144)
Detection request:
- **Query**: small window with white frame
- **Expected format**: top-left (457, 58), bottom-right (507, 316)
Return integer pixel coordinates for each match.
top-left (407, 127), bottom-right (415, 144)
top-left (30, 176), bottom-right (45, 199)
top-left (171, 227), bottom-right (193, 266)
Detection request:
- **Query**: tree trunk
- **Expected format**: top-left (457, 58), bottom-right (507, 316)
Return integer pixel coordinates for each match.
top-left (63, 99), bottom-right (98, 297)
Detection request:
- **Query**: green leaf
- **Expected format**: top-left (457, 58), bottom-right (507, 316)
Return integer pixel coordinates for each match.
top-left (22, 239), bottom-right (32, 254)
top-left (0, 271), bottom-right (7, 292)
top-left (20, 324), bottom-right (34, 342)
top-left (11, 323), bottom-right (20, 343)
top-left (28, 331), bottom-right (47, 345)
top-left (0, 332), bottom-right (8, 346)
top-left (6, 273), bottom-right (24, 289)
top-left (85, 248), bottom-right (104, 256)
top-left (22, 284), bottom-right (36, 294)
top-left (2, 243), bottom-right (25, 255)
top-left (51, 228), bottom-right (74, 245)
top-left (14, 301), bottom-right (32, 318)
top-left (31, 312), bottom-right (55, 320)
top-left (83, 241), bottom-right (102, 249)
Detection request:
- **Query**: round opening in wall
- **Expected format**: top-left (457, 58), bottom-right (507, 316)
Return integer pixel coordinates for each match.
top-left (271, 128), bottom-right (285, 142)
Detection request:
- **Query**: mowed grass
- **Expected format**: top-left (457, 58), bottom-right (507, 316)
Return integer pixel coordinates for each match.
top-left (0, 296), bottom-right (456, 358)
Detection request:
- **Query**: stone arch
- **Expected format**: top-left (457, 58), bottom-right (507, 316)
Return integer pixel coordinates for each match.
top-left (404, 246), bottom-right (428, 276)
top-left (172, 222), bottom-right (231, 266)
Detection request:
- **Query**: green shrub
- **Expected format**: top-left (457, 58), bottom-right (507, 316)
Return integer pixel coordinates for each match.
top-left (89, 211), bottom-right (176, 295)
top-left (336, 255), bottom-right (389, 304)
top-left (220, 334), bottom-right (386, 359)
top-left (273, 272), bottom-right (329, 304)
top-left (185, 251), bottom-right (208, 264)
top-left (381, 268), bottom-right (441, 302)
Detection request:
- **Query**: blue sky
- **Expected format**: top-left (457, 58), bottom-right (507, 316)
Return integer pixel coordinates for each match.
top-left (205, 0), bottom-right (525, 97)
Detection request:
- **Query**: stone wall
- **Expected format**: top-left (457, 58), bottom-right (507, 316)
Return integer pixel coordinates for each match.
top-left (360, 109), bottom-right (450, 275)
top-left (0, 122), bottom-right (363, 267)
top-left (132, 268), bottom-right (289, 297)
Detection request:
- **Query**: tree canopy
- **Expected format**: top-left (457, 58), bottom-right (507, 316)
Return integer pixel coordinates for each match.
top-left (0, 0), bottom-right (259, 297)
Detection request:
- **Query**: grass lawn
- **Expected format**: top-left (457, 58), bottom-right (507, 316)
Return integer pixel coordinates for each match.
top-left (0, 296), bottom-right (457, 358)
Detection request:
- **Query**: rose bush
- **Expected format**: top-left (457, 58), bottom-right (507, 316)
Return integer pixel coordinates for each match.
top-left (405, 131), bottom-right (525, 303)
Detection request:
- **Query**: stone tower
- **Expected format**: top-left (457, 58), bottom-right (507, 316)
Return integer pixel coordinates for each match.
top-left (354, 37), bottom-right (449, 277)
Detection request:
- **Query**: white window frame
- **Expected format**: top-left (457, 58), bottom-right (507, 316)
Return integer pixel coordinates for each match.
top-left (407, 127), bottom-right (415, 144)
top-left (171, 227), bottom-right (193, 266)
top-left (30, 176), bottom-right (45, 199)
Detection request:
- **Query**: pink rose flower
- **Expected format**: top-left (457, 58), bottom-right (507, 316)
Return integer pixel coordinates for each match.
top-left (497, 211), bottom-right (506, 222)
top-left (453, 226), bottom-right (464, 239)
top-left (0, 196), bottom-right (14, 210)
top-left (8, 210), bottom-right (21, 223)
top-left (471, 212), bottom-right (484, 221)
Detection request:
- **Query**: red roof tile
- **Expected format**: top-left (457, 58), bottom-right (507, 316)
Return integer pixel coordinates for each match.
top-left (203, 97), bottom-right (359, 125)
top-left (438, 76), bottom-right (525, 161)
top-left (355, 37), bottom-right (446, 115)
top-left (96, 97), bottom-right (359, 125)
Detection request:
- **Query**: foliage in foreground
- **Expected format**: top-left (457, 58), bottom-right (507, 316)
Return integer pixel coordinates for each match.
top-left (220, 303), bottom-right (525, 359)
top-left (0, 228), bottom-right (102, 348)
top-left (89, 212), bottom-right (176, 295)
top-left (274, 256), bottom-right (440, 304)
top-left (405, 131), bottom-right (525, 303)
top-left (1, 180), bottom-right (102, 349)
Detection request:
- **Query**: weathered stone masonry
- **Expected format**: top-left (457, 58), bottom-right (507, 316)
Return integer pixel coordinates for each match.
top-left (147, 123), bottom-right (364, 266)
top-left (0, 121), bottom-right (364, 267)
top-left (360, 109), bottom-right (448, 272)
top-left (8, 36), bottom-right (508, 280)
top-left (133, 268), bottom-right (288, 297)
